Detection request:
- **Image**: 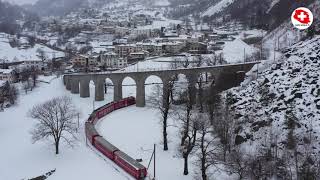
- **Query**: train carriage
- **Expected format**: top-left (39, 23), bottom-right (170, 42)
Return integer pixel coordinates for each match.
top-left (94, 136), bottom-right (119, 160)
top-left (114, 151), bottom-right (147, 179)
top-left (97, 102), bottom-right (115, 119)
top-left (85, 97), bottom-right (147, 180)
top-left (126, 97), bottom-right (136, 105)
top-left (85, 122), bottom-right (100, 144)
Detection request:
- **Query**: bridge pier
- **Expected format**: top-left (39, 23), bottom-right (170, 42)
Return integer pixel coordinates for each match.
top-left (63, 76), bottom-right (66, 85)
top-left (71, 80), bottom-right (80, 94)
top-left (80, 80), bottom-right (90, 98)
top-left (136, 79), bottom-right (145, 107)
top-left (66, 77), bottom-right (71, 91)
top-left (95, 80), bottom-right (104, 101)
top-left (162, 79), bottom-right (170, 108)
top-left (186, 74), bottom-right (197, 105)
top-left (113, 80), bottom-right (123, 101)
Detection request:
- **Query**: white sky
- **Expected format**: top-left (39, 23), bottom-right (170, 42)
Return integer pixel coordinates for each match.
top-left (4, 0), bottom-right (38, 5)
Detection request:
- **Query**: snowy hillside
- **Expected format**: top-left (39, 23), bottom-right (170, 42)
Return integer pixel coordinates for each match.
top-left (201, 0), bottom-right (235, 17)
top-left (227, 36), bottom-right (320, 153)
top-left (262, 0), bottom-right (320, 55)
top-left (0, 36), bottom-right (65, 62)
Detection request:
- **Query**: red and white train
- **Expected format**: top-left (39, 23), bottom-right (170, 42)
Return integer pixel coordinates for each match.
top-left (85, 97), bottom-right (148, 180)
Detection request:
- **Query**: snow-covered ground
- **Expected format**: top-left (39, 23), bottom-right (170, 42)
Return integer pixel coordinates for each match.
top-left (0, 36), bottom-right (65, 62)
top-left (0, 72), bottom-right (197, 180)
top-left (0, 76), bottom-right (124, 180)
top-left (153, 0), bottom-right (170, 6)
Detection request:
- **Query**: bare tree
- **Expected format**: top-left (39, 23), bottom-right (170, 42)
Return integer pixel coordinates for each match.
top-left (176, 105), bottom-right (198, 175)
top-left (23, 80), bottom-right (31, 94)
top-left (1, 81), bottom-right (18, 105)
top-left (29, 96), bottom-right (79, 154)
top-left (194, 55), bottom-right (205, 112)
top-left (148, 81), bottom-right (175, 151)
top-left (36, 48), bottom-right (47, 63)
top-left (226, 148), bottom-right (248, 180)
top-left (195, 113), bottom-right (220, 180)
top-left (30, 66), bottom-right (38, 88)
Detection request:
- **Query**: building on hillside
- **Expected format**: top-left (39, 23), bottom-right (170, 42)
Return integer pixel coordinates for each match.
top-left (131, 28), bottom-right (152, 38)
top-left (0, 69), bottom-right (16, 83)
top-left (188, 42), bottom-right (208, 54)
top-left (153, 44), bottom-right (164, 56)
top-left (100, 52), bottom-right (127, 69)
top-left (115, 44), bottom-right (142, 57)
top-left (115, 27), bottom-right (130, 36)
top-left (21, 61), bottom-right (46, 71)
top-left (163, 41), bottom-right (185, 54)
top-left (70, 55), bottom-right (88, 67)
top-left (128, 51), bottom-right (148, 63)
top-left (88, 54), bottom-right (99, 69)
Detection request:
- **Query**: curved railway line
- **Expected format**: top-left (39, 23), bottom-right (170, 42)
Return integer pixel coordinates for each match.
top-left (85, 97), bottom-right (148, 180)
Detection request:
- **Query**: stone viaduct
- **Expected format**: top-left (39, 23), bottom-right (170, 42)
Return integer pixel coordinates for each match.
top-left (63, 61), bottom-right (260, 107)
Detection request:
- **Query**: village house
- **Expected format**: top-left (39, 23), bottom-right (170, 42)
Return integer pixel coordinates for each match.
top-left (21, 61), bottom-right (46, 71)
top-left (100, 52), bottom-right (127, 69)
top-left (188, 42), bottom-right (208, 54)
top-left (128, 51), bottom-right (148, 63)
top-left (70, 55), bottom-right (88, 67)
top-left (115, 44), bottom-right (142, 57)
top-left (163, 41), bottom-right (185, 54)
top-left (0, 69), bottom-right (16, 83)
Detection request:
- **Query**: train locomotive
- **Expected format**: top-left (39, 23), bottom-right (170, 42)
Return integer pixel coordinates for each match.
top-left (85, 97), bottom-right (147, 179)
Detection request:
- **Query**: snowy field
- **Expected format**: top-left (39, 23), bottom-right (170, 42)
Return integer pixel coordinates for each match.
top-left (0, 36), bottom-right (65, 62)
top-left (0, 73), bottom-right (199, 180)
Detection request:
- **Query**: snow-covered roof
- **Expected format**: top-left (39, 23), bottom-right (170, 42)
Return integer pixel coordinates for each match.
top-left (0, 69), bottom-right (13, 74)
top-left (0, 80), bottom-right (7, 87)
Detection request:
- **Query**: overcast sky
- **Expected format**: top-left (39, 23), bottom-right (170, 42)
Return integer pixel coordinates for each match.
top-left (4, 0), bottom-right (38, 5)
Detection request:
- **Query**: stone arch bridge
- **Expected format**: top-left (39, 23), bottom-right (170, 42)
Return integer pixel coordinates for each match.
top-left (63, 62), bottom-right (260, 107)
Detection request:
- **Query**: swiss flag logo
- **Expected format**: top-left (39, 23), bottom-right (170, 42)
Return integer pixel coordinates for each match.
top-left (293, 9), bottom-right (311, 24)
top-left (291, 7), bottom-right (313, 30)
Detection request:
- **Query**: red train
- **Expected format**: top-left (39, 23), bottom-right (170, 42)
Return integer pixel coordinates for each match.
top-left (85, 97), bottom-right (147, 180)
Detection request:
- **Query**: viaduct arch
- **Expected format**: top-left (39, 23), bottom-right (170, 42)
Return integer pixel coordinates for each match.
top-left (63, 62), bottom-right (260, 107)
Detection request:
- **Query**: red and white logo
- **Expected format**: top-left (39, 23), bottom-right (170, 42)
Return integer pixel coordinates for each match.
top-left (291, 7), bottom-right (313, 30)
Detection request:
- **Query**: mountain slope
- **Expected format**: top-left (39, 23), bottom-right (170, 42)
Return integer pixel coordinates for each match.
top-left (170, 0), bottom-right (315, 30)
top-left (227, 36), bottom-right (320, 157)
top-left (28, 0), bottom-right (116, 16)
top-left (0, 0), bottom-right (38, 34)
top-left (201, 0), bottom-right (235, 17)
top-left (28, 0), bottom-right (89, 16)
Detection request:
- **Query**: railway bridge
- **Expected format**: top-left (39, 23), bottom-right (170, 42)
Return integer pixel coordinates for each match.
top-left (63, 61), bottom-right (260, 107)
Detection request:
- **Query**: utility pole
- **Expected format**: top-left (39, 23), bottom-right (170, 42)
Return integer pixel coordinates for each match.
top-left (77, 113), bottom-right (80, 131)
top-left (274, 40), bottom-right (276, 62)
top-left (244, 48), bottom-right (246, 63)
top-left (260, 29), bottom-right (263, 60)
top-left (154, 144), bottom-right (156, 180)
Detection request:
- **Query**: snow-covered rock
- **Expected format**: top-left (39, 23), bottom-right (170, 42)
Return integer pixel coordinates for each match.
top-left (227, 36), bottom-right (320, 153)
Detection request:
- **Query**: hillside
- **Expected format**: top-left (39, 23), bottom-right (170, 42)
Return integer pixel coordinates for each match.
top-left (0, 0), bottom-right (38, 34)
top-left (226, 36), bottom-right (320, 176)
top-left (170, 0), bottom-right (315, 30)
top-left (28, 0), bottom-right (89, 16)
top-left (27, 0), bottom-right (119, 16)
